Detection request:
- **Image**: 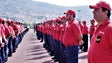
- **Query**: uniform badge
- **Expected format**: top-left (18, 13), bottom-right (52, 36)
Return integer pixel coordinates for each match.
top-left (96, 31), bottom-right (104, 43)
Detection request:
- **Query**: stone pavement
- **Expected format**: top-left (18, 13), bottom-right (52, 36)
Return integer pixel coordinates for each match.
top-left (6, 29), bottom-right (88, 63)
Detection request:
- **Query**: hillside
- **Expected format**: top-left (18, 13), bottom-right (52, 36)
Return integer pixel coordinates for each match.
top-left (0, 0), bottom-right (93, 23)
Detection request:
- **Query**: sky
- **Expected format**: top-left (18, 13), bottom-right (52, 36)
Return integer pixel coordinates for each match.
top-left (32, 0), bottom-right (112, 7)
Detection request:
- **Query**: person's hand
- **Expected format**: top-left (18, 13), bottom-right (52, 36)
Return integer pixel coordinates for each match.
top-left (79, 40), bottom-right (84, 45)
top-left (12, 35), bottom-right (16, 38)
top-left (5, 39), bottom-right (8, 44)
top-left (0, 43), bottom-right (4, 47)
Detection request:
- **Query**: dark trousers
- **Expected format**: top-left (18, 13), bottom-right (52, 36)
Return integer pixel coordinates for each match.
top-left (82, 34), bottom-right (88, 52)
top-left (12, 37), bottom-right (17, 52)
top-left (65, 45), bottom-right (79, 63)
top-left (0, 49), bottom-right (4, 63)
top-left (59, 43), bottom-right (66, 63)
top-left (8, 37), bottom-right (13, 53)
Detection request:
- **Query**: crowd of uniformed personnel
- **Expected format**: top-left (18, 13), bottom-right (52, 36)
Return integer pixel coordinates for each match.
top-left (0, 17), bottom-right (29, 63)
top-left (35, 1), bottom-right (112, 63)
top-left (34, 9), bottom-right (96, 63)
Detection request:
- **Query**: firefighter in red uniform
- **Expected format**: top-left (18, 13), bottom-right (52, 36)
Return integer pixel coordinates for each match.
top-left (51, 20), bottom-right (60, 62)
top-left (78, 21), bottom-right (83, 31)
top-left (0, 18), bottom-right (8, 62)
top-left (36, 23), bottom-right (40, 40)
top-left (6, 20), bottom-right (15, 57)
top-left (89, 19), bottom-right (95, 40)
top-left (0, 18), bottom-right (5, 63)
top-left (88, 1), bottom-right (112, 63)
top-left (11, 21), bottom-right (19, 52)
top-left (2, 19), bottom-right (10, 62)
top-left (82, 21), bottom-right (88, 52)
top-left (58, 16), bottom-right (67, 63)
top-left (63, 10), bottom-right (83, 63)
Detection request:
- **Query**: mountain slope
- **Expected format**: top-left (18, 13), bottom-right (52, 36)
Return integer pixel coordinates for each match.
top-left (0, 0), bottom-right (93, 23)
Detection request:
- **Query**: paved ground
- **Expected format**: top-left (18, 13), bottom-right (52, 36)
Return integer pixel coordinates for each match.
top-left (6, 29), bottom-right (88, 63)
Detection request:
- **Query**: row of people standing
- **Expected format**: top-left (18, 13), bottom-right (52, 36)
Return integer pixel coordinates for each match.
top-left (35, 9), bottom-right (96, 63)
top-left (79, 19), bottom-right (96, 52)
top-left (0, 18), bottom-right (29, 63)
top-left (35, 1), bottom-right (112, 63)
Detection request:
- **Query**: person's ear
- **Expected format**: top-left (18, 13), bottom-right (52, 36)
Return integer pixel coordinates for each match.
top-left (104, 10), bottom-right (108, 15)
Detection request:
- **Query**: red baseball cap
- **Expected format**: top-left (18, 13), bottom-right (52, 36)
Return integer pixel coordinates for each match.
top-left (55, 18), bottom-right (60, 22)
top-left (89, 1), bottom-right (111, 10)
top-left (64, 10), bottom-right (76, 16)
top-left (7, 20), bottom-right (11, 24)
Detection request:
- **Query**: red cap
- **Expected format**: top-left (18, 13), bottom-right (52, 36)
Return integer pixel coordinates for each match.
top-left (55, 18), bottom-right (60, 22)
top-left (7, 20), bottom-right (11, 24)
top-left (89, 1), bottom-right (111, 10)
top-left (64, 10), bottom-right (76, 16)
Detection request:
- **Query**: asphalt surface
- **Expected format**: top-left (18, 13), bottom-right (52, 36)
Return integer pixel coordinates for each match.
top-left (6, 29), bottom-right (88, 63)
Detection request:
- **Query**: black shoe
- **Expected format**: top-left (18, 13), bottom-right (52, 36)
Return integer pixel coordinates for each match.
top-left (13, 50), bottom-right (16, 53)
top-left (59, 61), bottom-right (65, 63)
top-left (8, 53), bottom-right (12, 57)
top-left (40, 40), bottom-right (43, 42)
top-left (52, 57), bottom-right (56, 59)
top-left (5, 59), bottom-right (8, 62)
top-left (49, 52), bottom-right (54, 56)
top-left (82, 49), bottom-right (87, 52)
top-left (54, 59), bottom-right (58, 62)
top-left (84, 50), bottom-right (87, 52)
top-left (37, 38), bottom-right (40, 40)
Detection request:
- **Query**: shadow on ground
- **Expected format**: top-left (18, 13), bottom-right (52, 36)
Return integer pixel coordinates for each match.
top-left (79, 54), bottom-right (87, 59)
top-left (43, 60), bottom-right (56, 63)
top-left (27, 55), bottom-right (49, 60)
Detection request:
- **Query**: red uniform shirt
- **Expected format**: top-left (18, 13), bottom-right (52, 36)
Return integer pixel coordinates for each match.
top-left (63, 20), bottom-right (82, 46)
top-left (43, 25), bottom-right (48, 34)
top-left (59, 24), bottom-right (66, 43)
top-left (0, 25), bottom-right (2, 36)
top-left (90, 25), bottom-right (95, 35)
top-left (9, 26), bottom-right (15, 36)
top-left (50, 25), bottom-right (54, 35)
top-left (48, 25), bottom-right (51, 35)
top-left (79, 23), bottom-right (83, 32)
top-left (58, 24), bottom-right (64, 42)
top-left (88, 19), bottom-right (112, 63)
top-left (4, 25), bottom-right (10, 37)
top-left (82, 25), bottom-right (88, 34)
top-left (55, 25), bottom-right (60, 40)
top-left (12, 24), bottom-right (18, 35)
top-left (37, 25), bottom-right (41, 32)
top-left (46, 25), bottom-right (50, 34)
top-left (0, 24), bottom-right (5, 35)
top-left (0, 26), bottom-right (2, 44)
top-left (53, 25), bottom-right (57, 40)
